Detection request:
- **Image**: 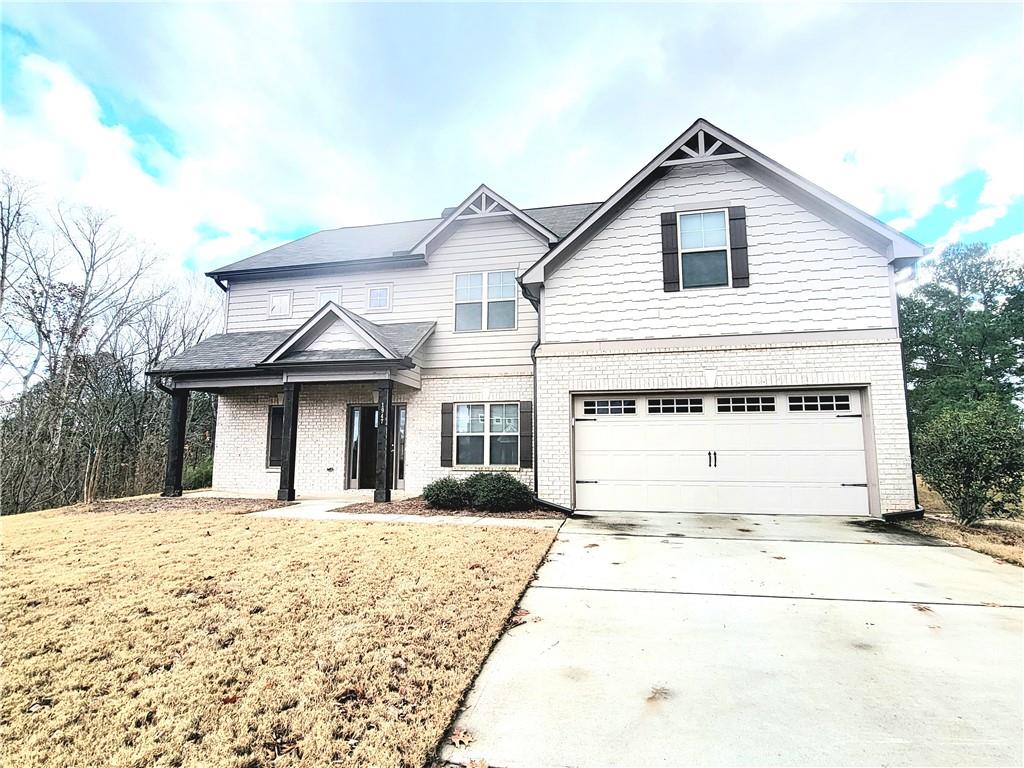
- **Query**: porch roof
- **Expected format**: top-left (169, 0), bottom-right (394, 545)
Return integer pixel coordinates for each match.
top-left (149, 319), bottom-right (435, 377)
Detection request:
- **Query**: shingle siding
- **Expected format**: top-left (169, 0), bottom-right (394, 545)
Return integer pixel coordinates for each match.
top-left (535, 338), bottom-right (915, 516)
top-left (542, 162), bottom-right (896, 342)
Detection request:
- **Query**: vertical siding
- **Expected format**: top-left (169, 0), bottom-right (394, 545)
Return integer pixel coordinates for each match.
top-left (542, 163), bottom-right (897, 343)
top-left (224, 218), bottom-right (546, 368)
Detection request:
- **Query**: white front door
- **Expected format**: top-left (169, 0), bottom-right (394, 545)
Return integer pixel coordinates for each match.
top-left (573, 391), bottom-right (869, 515)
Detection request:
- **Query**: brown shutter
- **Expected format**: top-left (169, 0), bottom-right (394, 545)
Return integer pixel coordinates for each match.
top-left (519, 401), bottom-right (533, 468)
top-left (660, 212), bottom-right (680, 292)
top-left (728, 206), bottom-right (749, 288)
top-left (440, 403), bottom-right (453, 467)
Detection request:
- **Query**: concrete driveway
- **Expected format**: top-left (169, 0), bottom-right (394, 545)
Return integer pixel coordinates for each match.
top-left (443, 512), bottom-right (1024, 767)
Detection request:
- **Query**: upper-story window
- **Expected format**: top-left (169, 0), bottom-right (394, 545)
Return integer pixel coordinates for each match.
top-left (318, 287), bottom-right (341, 306)
top-left (454, 270), bottom-right (517, 332)
top-left (367, 284), bottom-right (392, 312)
top-left (268, 290), bottom-right (293, 318)
top-left (678, 210), bottom-right (729, 289)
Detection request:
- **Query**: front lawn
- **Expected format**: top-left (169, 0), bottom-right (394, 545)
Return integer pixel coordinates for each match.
top-left (0, 498), bottom-right (555, 767)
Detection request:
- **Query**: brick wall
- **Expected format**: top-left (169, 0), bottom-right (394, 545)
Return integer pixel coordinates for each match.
top-left (535, 338), bottom-right (915, 515)
top-left (211, 374), bottom-right (535, 497)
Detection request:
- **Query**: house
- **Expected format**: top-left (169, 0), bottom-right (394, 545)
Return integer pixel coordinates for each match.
top-left (150, 119), bottom-right (924, 518)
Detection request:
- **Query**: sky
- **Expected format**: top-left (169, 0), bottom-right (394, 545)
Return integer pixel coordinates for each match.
top-left (1, 1), bottom-right (1022, 284)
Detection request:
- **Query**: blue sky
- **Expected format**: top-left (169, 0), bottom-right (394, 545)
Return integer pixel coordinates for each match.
top-left (1, 2), bottom-right (1021, 280)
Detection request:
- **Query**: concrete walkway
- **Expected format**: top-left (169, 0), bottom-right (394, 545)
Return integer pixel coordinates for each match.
top-left (443, 511), bottom-right (1024, 767)
top-left (252, 498), bottom-right (564, 530)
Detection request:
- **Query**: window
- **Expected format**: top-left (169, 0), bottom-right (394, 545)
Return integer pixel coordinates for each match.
top-left (648, 397), bottom-right (703, 414)
top-left (454, 271), bottom-right (517, 331)
top-left (318, 287), bottom-right (341, 306)
top-left (267, 406), bottom-right (284, 467)
top-left (582, 399), bottom-right (637, 415)
top-left (717, 395), bottom-right (775, 413)
top-left (789, 394), bottom-right (851, 412)
top-left (367, 284), bottom-right (392, 312)
top-left (268, 291), bottom-right (292, 318)
top-left (455, 402), bottom-right (519, 465)
top-left (678, 210), bottom-right (729, 289)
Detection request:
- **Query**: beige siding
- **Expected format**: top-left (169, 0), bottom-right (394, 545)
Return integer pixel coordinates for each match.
top-left (224, 218), bottom-right (545, 368)
top-left (542, 163), bottom-right (896, 343)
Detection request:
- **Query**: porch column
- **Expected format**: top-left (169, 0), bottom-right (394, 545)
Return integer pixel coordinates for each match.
top-left (374, 379), bottom-right (393, 503)
top-left (162, 388), bottom-right (190, 497)
top-left (277, 382), bottom-right (301, 501)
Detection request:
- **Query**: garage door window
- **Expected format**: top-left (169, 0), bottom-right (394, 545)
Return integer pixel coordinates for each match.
top-left (455, 402), bottom-right (519, 465)
top-left (648, 397), bottom-right (703, 414)
top-left (582, 399), bottom-right (636, 415)
top-left (717, 395), bottom-right (775, 413)
top-left (789, 394), bottom-right (851, 412)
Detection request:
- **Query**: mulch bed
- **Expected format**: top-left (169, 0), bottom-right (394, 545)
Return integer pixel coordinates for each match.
top-left (52, 496), bottom-right (291, 516)
top-left (333, 496), bottom-right (565, 519)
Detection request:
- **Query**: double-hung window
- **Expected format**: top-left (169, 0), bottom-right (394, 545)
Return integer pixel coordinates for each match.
top-left (454, 271), bottom-right (517, 331)
top-left (678, 210), bottom-right (729, 288)
top-left (455, 402), bottom-right (519, 465)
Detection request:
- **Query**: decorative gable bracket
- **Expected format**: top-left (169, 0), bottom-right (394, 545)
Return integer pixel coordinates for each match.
top-left (660, 128), bottom-right (743, 168)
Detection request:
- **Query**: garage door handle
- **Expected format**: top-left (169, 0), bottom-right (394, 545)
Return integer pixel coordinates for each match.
top-left (713, 451), bottom-right (717, 467)
top-left (708, 451), bottom-right (712, 467)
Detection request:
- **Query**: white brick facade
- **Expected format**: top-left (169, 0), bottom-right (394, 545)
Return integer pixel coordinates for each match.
top-left (211, 374), bottom-right (534, 497)
top-left (535, 338), bottom-right (916, 516)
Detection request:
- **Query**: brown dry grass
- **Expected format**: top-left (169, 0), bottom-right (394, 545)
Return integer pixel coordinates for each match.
top-left (902, 478), bottom-right (1024, 566)
top-left (1, 498), bottom-right (555, 767)
top-left (337, 496), bottom-right (564, 519)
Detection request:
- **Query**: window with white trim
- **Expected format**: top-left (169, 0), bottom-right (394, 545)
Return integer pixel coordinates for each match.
top-left (455, 402), bottom-right (519, 465)
top-left (268, 290), bottom-right (293, 318)
top-left (367, 284), bottom-right (392, 312)
top-left (648, 397), bottom-right (703, 414)
top-left (317, 287), bottom-right (341, 307)
top-left (454, 270), bottom-right (517, 331)
top-left (717, 395), bottom-right (775, 413)
top-left (678, 210), bottom-right (729, 288)
top-left (582, 399), bottom-right (637, 415)
top-left (789, 394), bottom-right (851, 412)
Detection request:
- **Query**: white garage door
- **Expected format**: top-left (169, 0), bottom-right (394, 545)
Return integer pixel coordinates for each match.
top-left (573, 390), bottom-right (869, 516)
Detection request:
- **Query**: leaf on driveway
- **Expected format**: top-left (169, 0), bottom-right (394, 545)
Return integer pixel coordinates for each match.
top-left (584, 543), bottom-right (599, 549)
top-left (912, 604), bottom-right (934, 613)
top-left (449, 727), bottom-right (474, 747)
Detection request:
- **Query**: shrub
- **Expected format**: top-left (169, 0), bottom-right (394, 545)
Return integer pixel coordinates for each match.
top-left (916, 397), bottom-right (1024, 526)
top-left (422, 476), bottom-right (469, 510)
top-left (463, 472), bottom-right (534, 513)
top-left (183, 457), bottom-right (213, 490)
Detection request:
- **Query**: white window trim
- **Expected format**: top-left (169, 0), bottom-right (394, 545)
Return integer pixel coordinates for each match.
top-left (453, 401), bottom-right (520, 467)
top-left (366, 283), bottom-right (393, 312)
top-left (268, 289), bottom-right (293, 319)
top-left (678, 208), bottom-right (731, 290)
top-left (317, 286), bottom-right (342, 307)
top-left (453, 270), bottom-right (518, 333)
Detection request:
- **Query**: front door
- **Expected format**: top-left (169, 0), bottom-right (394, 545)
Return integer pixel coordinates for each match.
top-left (347, 404), bottom-right (408, 490)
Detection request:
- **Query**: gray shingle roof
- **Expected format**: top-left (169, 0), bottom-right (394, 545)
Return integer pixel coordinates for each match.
top-left (209, 202), bottom-right (600, 277)
top-left (150, 318), bottom-right (436, 374)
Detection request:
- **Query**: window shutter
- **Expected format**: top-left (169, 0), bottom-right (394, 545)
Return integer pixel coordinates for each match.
top-left (519, 401), bottom-right (533, 469)
top-left (660, 212), bottom-right (680, 292)
top-left (728, 206), bottom-right (750, 288)
top-left (440, 403), bottom-right (453, 467)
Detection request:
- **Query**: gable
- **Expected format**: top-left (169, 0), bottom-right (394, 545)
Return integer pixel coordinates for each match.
top-left (303, 317), bottom-right (378, 352)
top-left (521, 118), bottom-right (925, 286)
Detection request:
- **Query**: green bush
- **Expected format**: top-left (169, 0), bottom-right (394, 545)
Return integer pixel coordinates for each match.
top-left (422, 476), bottom-right (469, 510)
top-left (916, 397), bottom-right (1024, 526)
top-left (183, 457), bottom-right (213, 490)
top-left (463, 472), bottom-right (534, 513)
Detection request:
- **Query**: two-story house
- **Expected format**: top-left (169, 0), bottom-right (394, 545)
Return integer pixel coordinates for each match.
top-left (150, 119), bottom-right (924, 518)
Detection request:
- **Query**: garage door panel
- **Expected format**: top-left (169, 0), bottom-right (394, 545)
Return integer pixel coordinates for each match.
top-left (573, 390), bottom-right (870, 516)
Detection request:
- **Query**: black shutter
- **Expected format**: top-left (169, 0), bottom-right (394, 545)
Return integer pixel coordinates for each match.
top-left (519, 401), bottom-right (533, 468)
top-left (440, 403), bottom-right (453, 467)
top-left (728, 206), bottom-right (750, 288)
top-left (660, 212), bottom-right (680, 292)
top-left (267, 405), bottom-right (284, 467)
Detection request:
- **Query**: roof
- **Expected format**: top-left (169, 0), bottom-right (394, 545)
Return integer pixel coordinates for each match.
top-left (208, 201), bottom-right (599, 279)
top-left (149, 316), bottom-right (437, 375)
top-left (521, 118), bottom-right (926, 285)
